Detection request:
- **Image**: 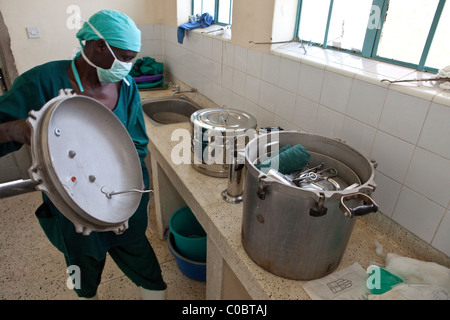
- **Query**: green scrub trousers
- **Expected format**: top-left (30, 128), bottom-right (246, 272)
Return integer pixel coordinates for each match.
top-left (65, 235), bottom-right (165, 298)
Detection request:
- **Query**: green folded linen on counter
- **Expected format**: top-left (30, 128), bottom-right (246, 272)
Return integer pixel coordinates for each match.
top-left (130, 57), bottom-right (164, 77)
top-left (257, 144), bottom-right (310, 175)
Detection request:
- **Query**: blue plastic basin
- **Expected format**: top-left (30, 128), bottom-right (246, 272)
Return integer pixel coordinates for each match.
top-left (168, 232), bottom-right (206, 282)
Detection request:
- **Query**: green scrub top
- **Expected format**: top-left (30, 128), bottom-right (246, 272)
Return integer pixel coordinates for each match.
top-left (0, 60), bottom-right (150, 261)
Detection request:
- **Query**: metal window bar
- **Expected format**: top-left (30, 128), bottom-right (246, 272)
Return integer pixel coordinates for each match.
top-left (361, 0), bottom-right (389, 58)
top-left (418, 0), bottom-right (446, 70)
top-left (230, 0), bottom-right (233, 25)
top-left (214, 0), bottom-right (219, 24)
top-left (322, 0), bottom-right (334, 49)
top-left (293, 0), bottom-right (302, 38)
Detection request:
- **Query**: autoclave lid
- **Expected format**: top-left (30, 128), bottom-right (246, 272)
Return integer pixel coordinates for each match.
top-left (27, 90), bottom-right (144, 235)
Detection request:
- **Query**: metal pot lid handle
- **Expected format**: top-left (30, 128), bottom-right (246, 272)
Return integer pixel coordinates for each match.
top-left (219, 105), bottom-right (230, 123)
top-left (339, 192), bottom-right (379, 218)
top-left (100, 186), bottom-right (153, 199)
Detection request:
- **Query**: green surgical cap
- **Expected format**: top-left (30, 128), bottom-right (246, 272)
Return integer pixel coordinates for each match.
top-left (76, 10), bottom-right (141, 52)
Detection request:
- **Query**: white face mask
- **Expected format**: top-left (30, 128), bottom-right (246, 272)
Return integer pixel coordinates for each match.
top-left (81, 44), bottom-right (132, 83)
top-left (80, 21), bottom-right (132, 84)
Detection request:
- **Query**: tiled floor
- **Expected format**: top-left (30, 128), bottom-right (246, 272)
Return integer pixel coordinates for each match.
top-left (0, 190), bottom-right (206, 300)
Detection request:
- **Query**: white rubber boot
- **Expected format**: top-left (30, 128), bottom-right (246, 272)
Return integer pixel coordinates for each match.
top-left (140, 287), bottom-right (167, 300)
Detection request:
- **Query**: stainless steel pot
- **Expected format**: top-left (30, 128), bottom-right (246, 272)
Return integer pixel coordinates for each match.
top-left (242, 131), bottom-right (378, 280)
top-left (190, 107), bottom-right (257, 177)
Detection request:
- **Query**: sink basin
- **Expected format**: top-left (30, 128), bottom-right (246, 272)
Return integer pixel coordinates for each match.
top-left (142, 97), bottom-right (200, 126)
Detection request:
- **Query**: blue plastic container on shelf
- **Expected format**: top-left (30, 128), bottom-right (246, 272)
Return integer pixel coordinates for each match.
top-left (168, 232), bottom-right (206, 282)
top-left (169, 206), bottom-right (206, 262)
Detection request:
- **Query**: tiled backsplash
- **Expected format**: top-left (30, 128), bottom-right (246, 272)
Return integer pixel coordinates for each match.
top-left (145, 24), bottom-right (449, 257)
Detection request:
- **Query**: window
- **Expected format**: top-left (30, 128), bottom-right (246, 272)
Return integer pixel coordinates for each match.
top-left (192, 0), bottom-right (233, 25)
top-left (294, 0), bottom-right (449, 72)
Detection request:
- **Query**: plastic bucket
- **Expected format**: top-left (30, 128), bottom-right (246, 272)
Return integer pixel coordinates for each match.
top-left (168, 232), bottom-right (206, 282)
top-left (169, 206), bottom-right (206, 262)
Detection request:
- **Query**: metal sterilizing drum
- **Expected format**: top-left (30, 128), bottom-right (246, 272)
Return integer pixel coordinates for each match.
top-left (27, 90), bottom-right (146, 235)
top-left (190, 107), bottom-right (257, 178)
top-left (242, 131), bottom-right (379, 280)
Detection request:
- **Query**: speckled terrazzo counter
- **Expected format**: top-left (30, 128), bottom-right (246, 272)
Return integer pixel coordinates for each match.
top-left (141, 92), bottom-right (449, 300)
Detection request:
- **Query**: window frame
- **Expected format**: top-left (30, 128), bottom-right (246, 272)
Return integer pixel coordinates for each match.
top-left (294, 0), bottom-right (447, 73)
top-left (192, 0), bottom-right (233, 26)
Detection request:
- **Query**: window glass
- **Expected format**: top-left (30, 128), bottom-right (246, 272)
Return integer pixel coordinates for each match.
top-left (203, 0), bottom-right (215, 16)
top-left (193, 0), bottom-right (214, 15)
top-left (426, 1), bottom-right (450, 70)
top-left (376, 0), bottom-right (439, 65)
top-left (297, 0), bottom-right (331, 44)
top-left (327, 0), bottom-right (373, 52)
top-left (218, 0), bottom-right (233, 25)
top-left (193, 0), bottom-right (202, 15)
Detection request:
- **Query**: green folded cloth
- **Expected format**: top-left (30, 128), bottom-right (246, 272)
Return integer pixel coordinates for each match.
top-left (130, 57), bottom-right (164, 77)
top-left (257, 144), bottom-right (310, 175)
top-left (257, 144), bottom-right (291, 173)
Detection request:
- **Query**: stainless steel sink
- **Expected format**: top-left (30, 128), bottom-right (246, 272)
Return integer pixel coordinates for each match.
top-left (142, 96), bottom-right (200, 126)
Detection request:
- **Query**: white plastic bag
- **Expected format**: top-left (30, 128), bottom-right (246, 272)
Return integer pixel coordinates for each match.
top-left (384, 253), bottom-right (450, 290)
top-left (369, 284), bottom-right (449, 300)
top-left (437, 65), bottom-right (450, 90)
top-left (368, 241), bottom-right (450, 300)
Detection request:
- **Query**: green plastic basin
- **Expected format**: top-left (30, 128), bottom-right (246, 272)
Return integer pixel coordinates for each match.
top-left (169, 206), bottom-right (206, 262)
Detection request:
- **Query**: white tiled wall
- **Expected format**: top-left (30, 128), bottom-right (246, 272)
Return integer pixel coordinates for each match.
top-left (137, 24), bottom-right (164, 62)
top-left (143, 24), bottom-right (450, 257)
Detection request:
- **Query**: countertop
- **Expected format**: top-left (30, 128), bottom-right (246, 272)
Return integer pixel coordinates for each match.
top-left (140, 88), bottom-right (173, 100)
top-left (140, 89), bottom-right (450, 300)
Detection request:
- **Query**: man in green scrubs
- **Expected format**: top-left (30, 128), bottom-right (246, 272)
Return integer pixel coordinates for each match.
top-left (0, 10), bottom-right (167, 299)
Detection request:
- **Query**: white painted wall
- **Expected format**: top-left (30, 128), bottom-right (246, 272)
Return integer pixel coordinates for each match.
top-left (0, 0), bottom-right (162, 74)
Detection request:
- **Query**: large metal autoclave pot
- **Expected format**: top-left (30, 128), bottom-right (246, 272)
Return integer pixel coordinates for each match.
top-left (242, 131), bottom-right (379, 280)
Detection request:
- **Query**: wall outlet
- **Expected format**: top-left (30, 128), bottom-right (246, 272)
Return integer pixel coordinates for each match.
top-left (26, 26), bottom-right (40, 39)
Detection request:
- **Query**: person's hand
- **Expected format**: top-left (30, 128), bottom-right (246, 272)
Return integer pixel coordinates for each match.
top-left (0, 119), bottom-right (31, 145)
top-left (10, 119), bottom-right (31, 145)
